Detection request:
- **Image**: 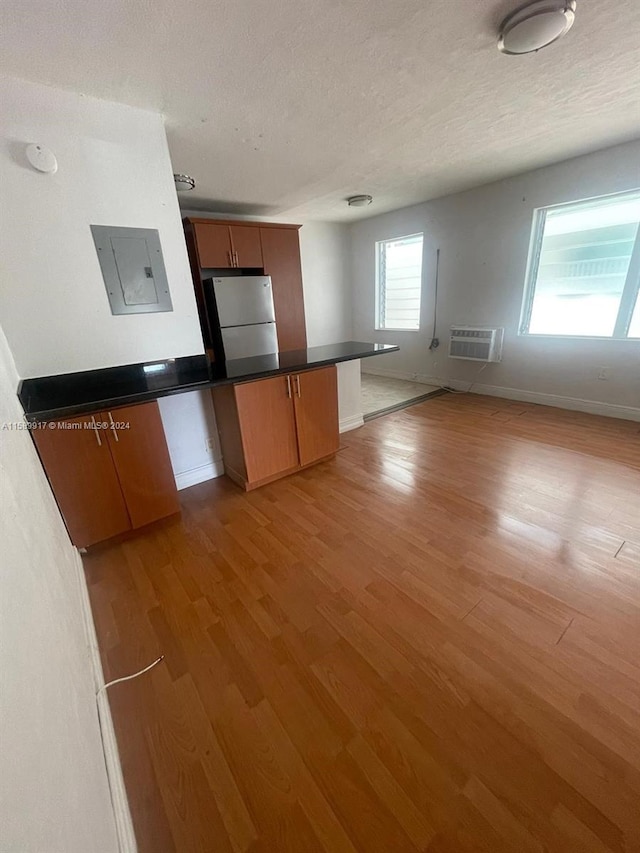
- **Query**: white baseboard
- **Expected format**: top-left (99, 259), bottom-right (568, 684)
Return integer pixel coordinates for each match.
top-left (360, 365), bottom-right (439, 386)
top-left (74, 551), bottom-right (137, 853)
top-left (340, 413), bottom-right (365, 433)
top-left (362, 365), bottom-right (639, 422)
top-left (175, 458), bottom-right (224, 490)
top-left (445, 379), bottom-right (640, 422)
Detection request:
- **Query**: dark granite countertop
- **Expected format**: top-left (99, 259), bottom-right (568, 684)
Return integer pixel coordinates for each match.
top-left (18, 341), bottom-right (399, 422)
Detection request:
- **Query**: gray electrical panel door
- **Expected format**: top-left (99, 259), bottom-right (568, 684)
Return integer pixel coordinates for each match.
top-left (91, 225), bottom-right (173, 314)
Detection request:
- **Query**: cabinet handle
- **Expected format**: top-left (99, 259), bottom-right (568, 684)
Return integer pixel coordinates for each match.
top-left (228, 251), bottom-right (233, 266)
top-left (107, 411), bottom-right (119, 442)
top-left (295, 375), bottom-right (301, 397)
top-left (234, 251), bottom-right (239, 267)
top-left (286, 375), bottom-right (292, 398)
top-left (90, 416), bottom-right (102, 447)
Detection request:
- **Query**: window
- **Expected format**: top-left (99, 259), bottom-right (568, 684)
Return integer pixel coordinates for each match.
top-left (375, 233), bottom-right (423, 330)
top-left (520, 190), bottom-right (640, 339)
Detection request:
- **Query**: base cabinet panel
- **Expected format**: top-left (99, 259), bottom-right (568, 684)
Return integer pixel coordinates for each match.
top-left (33, 414), bottom-right (131, 548)
top-left (105, 403), bottom-right (180, 528)
top-left (33, 401), bottom-right (179, 548)
top-left (213, 365), bottom-right (338, 490)
top-left (293, 366), bottom-right (339, 466)
top-left (234, 374), bottom-right (300, 483)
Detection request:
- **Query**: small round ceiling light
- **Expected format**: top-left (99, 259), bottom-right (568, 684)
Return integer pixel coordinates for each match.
top-left (174, 173), bottom-right (195, 191)
top-left (498, 0), bottom-right (576, 55)
top-left (347, 195), bottom-right (373, 208)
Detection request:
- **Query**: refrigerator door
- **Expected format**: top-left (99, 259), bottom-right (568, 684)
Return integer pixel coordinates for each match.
top-left (220, 322), bottom-right (279, 360)
top-left (213, 276), bottom-right (275, 327)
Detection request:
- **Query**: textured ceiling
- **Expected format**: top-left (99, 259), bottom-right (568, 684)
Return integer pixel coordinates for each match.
top-left (1, 0), bottom-right (639, 221)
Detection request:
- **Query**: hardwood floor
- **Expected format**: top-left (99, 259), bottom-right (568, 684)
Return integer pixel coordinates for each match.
top-left (84, 394), bottom-right (640, 853)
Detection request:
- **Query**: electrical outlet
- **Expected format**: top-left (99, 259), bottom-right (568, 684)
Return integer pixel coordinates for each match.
top-left (597, 367), bottom-right (610, 380)
top-left (206, 437), bottom-right (216, 452)
top-left (411, 372), bottom-right (418, 380)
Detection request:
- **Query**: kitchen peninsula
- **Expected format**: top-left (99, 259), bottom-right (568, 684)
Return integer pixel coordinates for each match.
top-left (18, 342), bottom-right (397, 422)
top-left (18, 341), bottom-right (398, 548)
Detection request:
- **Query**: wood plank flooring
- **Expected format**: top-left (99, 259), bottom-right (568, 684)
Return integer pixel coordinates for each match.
top-left (84, 394), bottom-right (640, 853)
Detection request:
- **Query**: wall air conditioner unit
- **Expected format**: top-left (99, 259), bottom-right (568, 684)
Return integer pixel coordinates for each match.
top-left (449, 326), bottom-right (504, 362)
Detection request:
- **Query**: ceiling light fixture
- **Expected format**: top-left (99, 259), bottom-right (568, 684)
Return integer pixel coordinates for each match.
top-left (174, 173), bottom-right (195, 191)
top-left (498, 0), bottom-right (576, 55)
top-left (347, 195), bottom-right (373, 208)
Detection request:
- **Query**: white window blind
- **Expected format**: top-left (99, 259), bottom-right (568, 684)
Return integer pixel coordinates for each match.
top-left (521, 190), bottom-right (640, 339)
top-left (375, 233), bottom-right (423, 330)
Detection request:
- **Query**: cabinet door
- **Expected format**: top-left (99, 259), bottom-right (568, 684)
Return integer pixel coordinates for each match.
top-left (194, 223), bottom-right (234, 268)
top-left (103, 402), bottom-right (180, 529)
top-left (293, 366), bottom-right (339, 467)
top-left (229, 225), bottom-right (263, 268)
top-left (235, 375), bottom-right (299, 484)
top-left (260, 227), bottom-right (307, 351)
top-left (32, 415), bottom-right (131, 548)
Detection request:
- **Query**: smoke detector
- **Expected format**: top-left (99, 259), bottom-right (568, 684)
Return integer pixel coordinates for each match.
top-left (498, 0), bottom-right (576, 55)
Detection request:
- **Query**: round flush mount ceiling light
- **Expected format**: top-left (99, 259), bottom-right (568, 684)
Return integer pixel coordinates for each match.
top-left (347, 195), bottom-right (373, 208)
top-left (498, 0), bottom-right (576, 55)
top-left (174, 173), bottom-right (195, 191)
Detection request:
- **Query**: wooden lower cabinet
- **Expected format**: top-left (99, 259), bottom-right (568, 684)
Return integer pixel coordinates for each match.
top-left (213, 365), bottom-right (339, 490)
top-left (235, 374), bottom-right (300, 483)
top-left (293, 366), bottom-right (340, 466)
top-left (33, 401), bottom-right (179, 548)
top-left (102, 403), bottom-right (180, 529)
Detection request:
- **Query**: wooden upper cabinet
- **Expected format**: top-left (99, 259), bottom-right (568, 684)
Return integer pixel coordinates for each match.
top-left (194, 222), bottom-right (234, 268)
top-left (233, 374), bottom-right (299, 483)
top-left (103, 402), bottom-right (180, 529)
top-left (293, 366), bottom-right (339, 466)
top-left (228, 225), bottom-right (263, 267)
top-left (260, 227), bottom-right (307, 352)
top-left (192, 222), bottom-right (264, 269)
top-left (184, 217), bottom-right (307, 353)
top-left (33, 414), bottom-right (131, 548)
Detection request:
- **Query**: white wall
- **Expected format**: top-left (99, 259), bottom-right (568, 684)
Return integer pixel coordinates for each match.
top-left (299, 221), bottom-right (352, 346)
top-left (337, 360), bottom-right (363, 432)
top-left (350, 141), bottom-right (640, 418)
top-left (0, 325), bottom-right (119, 853)
top-left (158, 390), bottom-right (223, 489)
top-left (0, 75), bottom-right (210, 485)
top-left (0, 76), bottom-right (204, 379)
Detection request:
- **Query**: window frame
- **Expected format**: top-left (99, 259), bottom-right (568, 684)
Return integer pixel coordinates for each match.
top-left (375, 232), bottom-right (424, 332)
top-left (519, 190), bottom-right (640, 341)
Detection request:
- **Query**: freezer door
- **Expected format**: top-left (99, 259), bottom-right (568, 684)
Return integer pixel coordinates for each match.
top-left (213, 276), bottom-right (275, 327)
top-left (220, 323), bottom-right (279, 360)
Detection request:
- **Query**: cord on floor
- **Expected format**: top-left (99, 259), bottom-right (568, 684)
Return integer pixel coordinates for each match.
top-left (440, 363), bottom-right (489, 395)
